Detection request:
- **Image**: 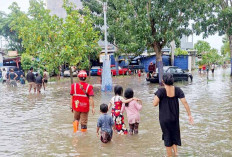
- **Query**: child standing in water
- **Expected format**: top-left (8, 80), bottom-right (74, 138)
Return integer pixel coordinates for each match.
top-left (108, 85), bottom-right (136, 135)
top-left (97, 103), bottom-right (114, 143)
top-left (121, 88), bottom-right (142, 135)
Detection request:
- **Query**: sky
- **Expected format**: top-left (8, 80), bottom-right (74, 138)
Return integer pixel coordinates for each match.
top-left (0, 0), bottom-right (224, 52)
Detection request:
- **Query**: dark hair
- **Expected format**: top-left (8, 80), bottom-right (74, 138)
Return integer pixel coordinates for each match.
top-left (124, 88), bottom-right (134, 107)
top-left (30, 67), bottom-right (33, 71)
top-left (100, 103), bottom-right (108, 113)
top-left (35, 73), bottom-right (38, 77)
top-left (163, 73), bottom-right (174, 85)
top-left (79, 77), bottom-right (86, 81)
top-left (3, 68), bottom-right (5, 71)
top-left (44, 69), bottom-right (47, 71)
top-left (114, 85), bottom-right (123, 96)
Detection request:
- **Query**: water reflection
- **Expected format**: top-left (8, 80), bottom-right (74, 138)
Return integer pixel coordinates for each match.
top-left (0, 68), bottom-right (231, 156)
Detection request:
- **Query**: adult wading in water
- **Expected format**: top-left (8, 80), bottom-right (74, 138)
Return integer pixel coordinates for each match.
top-left (153, 73), bottom-right (194, 157)
top-left (70, 70), bottom-right (95, 133)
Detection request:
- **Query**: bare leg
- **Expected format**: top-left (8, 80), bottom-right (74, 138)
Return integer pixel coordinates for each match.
top-left (172, 145), bottom-right (178, 156)
top-left (166, 146), bottom-right (173, 157)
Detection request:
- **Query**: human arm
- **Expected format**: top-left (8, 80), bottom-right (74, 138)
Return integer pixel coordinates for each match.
top-left (14, 73), bottom-right (18, 80)
top-left (135, 100), bottom-right (143, 110)
top-left (108, 102), bottom-right (112, 111)
top-left (70, 96), bottom-right (73, 112)
top-left (89, 96), bottom-right (95, 115)
top-left (97, 127), bottom-right (100, 136)
top-left (153, 96), bottom-right (160, 106)
top-left (180, 98), bottom-right (194, 125)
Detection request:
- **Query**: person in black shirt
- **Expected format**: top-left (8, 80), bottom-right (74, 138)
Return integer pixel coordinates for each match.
top-left (9, 69), bottom-right (18, 87)
top-left (35, 73), bottom-right (43, 93)
top-left (26, 67), bottom-right (36, 93)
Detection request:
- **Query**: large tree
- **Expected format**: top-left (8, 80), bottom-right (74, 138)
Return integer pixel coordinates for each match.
top-left (193, 0), bottom-right (232, 75)
top-left (0, 3), bottom-right (25, 53)
top-left (10, 0), bottom-right (100, 84)
top-left (83, 0), bottom-right (199, 84)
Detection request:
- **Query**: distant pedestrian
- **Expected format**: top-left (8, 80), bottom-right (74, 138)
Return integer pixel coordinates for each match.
top-left (35, 73), bottom-right (43, 93)
top-left (97, 103), bottom-right (114, 143)
top-left (43, 69), bottom-right (49, 90)
top-left (148, 62), bottom-right (156, 78)
top-left (121, 88), bottom-right (142, 135)
top-left (211, 64), bottom-right (215, 73)
top-left (2, 68), bottom-right (7, 84)
top-left (9, 69), bottom-right (18, 87)
top-left (19, 75), bottom-right (25, 85)
top-left (26, 67), bottom-right (36, 93)
top-left (153, 73), bottom-right (194, 156)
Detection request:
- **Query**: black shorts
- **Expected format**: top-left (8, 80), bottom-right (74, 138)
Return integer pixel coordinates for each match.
top-left (44, 79), bottom-right (48, 83)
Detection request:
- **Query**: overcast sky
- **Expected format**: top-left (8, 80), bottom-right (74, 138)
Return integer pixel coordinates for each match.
top-left (0, 0), bottom-right (224, 52)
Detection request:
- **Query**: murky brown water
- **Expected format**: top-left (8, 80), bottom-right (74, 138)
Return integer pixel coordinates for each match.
top-left (0, 68), bottom-right (232, 156)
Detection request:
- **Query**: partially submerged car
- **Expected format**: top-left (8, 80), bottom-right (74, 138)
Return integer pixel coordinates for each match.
top-left (146, 66), bottom-right (193, 83)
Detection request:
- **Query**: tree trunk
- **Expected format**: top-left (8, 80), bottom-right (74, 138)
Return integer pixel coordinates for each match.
top-left (154, 44), bottom-right (163, 85)
top-left (229, 35), bottom-right (232, 76)
top-left (70, 67), bottom-right (73, 84)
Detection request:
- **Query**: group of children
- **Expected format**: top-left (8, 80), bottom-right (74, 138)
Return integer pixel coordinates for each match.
top-left (97, 85), bottom-right (142, 143)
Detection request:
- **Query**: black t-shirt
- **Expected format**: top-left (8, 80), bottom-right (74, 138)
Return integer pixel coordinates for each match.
top-left (26, 72), bottom-right (35, 82)
top-left (35, 76), bottom-right (43, 84)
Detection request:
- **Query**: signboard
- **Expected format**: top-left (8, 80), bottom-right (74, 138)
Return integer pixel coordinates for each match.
top-left (8, 51), bottom-right (18, 57)
top-left (100, 54), bottom-right (110, 63)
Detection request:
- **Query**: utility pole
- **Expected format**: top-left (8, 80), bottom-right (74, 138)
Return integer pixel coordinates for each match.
top-left (101, 2), bottom-right (112, 91)
top-left (170, 41), bottom-right (175, 66)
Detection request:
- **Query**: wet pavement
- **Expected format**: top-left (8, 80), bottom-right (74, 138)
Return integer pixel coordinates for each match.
top-left (0, 68), bottom-right (231, 156)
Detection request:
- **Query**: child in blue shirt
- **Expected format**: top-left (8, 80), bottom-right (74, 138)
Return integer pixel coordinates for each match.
top-left (97, 103), bottom-right (114, 143)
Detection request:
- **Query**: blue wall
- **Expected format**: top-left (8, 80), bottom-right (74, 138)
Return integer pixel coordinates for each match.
top-left (174, 55), bottom-right (188, 70)
top-left (140, 55), bottom-right (170, 72)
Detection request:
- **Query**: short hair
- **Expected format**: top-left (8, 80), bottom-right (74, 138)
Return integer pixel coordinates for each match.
top-left (79, 77), bottom-right (86, 81)
top-left (114, 85), bottom-right (123, 96)
top-left (163, 73), bottom-right (174, 85)
top-left (30, 67), bottom-right (33, 71)
top-left (10, 69), bottom-right (14, 72)
top-left (100, 103), bottom-right (108, 113)
top-left (35, 73), bottom-right (38, 77)
top-left (124, 88), bottom-right (134, 107)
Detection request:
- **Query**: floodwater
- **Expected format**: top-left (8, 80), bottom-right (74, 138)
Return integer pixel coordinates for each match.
top-left (0, 68), bottom-right (231, 157)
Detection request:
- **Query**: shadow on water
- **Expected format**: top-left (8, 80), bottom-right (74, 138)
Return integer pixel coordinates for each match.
top-left (0, 68), bottom-right (231, 156)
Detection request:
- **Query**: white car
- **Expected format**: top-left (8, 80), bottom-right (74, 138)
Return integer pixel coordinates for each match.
top-left (63, 67), bottom-right (77, 77)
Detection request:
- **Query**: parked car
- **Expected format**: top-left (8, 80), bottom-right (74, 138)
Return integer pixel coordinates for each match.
top-left (97, 65), bottom-right (129, 76)
top-left (90, 66), bottom-right (101, 76)
top-left (146, 66), bottom-right (193, 83)
top-left (64, 67), bottom-right (77, 77)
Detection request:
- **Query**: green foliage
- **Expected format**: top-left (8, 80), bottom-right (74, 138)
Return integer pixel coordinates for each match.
top-left (192, 0), bottom-right (232, 74)
top-left (0, 3), bottom-right (25, 53)
top-left (21, 53), bottom-right (33, 71)
top-left (174, 48), bottom-right (188, 56)
top-left (9, 0), bottom-right (100, 80)
top-left (221, 36), bottom-right (230, 56)
top-left (83, 0), bottom-right (197, 57)
top-left (201, 48), bottom-right (221, 65)
top-left (194, 40), bottom-right (211, 55)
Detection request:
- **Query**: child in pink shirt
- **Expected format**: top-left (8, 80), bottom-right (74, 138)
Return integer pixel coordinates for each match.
top-left (121, 88), bottom-right (142, 135)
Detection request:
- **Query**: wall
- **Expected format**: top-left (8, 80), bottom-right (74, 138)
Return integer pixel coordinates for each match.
top-left (174, 55), bottom-right (188, 70)
top-left (140, 55), bottom-right (170, 72)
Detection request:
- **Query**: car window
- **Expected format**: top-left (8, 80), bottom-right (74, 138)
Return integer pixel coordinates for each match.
top-left (176, 69), bottom-right (183, 73)
top-left (167, 68), bottom-right (176, 73)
